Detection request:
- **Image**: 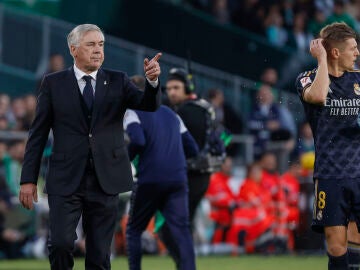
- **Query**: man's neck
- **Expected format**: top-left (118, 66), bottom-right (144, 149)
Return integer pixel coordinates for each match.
top-left (328, 61), bottom-right (345, 77)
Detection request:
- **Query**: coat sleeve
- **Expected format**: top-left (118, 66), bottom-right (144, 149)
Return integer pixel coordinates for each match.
top-left (123, 74), bottom-right (161, 112)
top-left (20, 77), bottom-right (53, 185)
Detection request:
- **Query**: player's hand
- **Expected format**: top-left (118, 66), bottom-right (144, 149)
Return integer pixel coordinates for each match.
top-left (144, 53), bottom-right (162, 81)
top-left (19, 183), bottom-right (38, 210)
top-left (310, 38), bottom-right (327, 62)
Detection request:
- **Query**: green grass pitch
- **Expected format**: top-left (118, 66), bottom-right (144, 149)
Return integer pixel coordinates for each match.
top-left (0, 255), bottom-right (327, 270)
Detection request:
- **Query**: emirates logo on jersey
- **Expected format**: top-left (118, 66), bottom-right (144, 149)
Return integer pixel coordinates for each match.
top-left (354, 83), bottom-right (360, 95)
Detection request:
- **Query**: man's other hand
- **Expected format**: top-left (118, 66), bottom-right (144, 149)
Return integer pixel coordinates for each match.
top-left (19, 183), bottom-right (38, 210)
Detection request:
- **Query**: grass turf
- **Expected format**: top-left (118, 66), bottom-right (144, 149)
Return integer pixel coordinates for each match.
top-left (0, 255), bottom-right (327, 270)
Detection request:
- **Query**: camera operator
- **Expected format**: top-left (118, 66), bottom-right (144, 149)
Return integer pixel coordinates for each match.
top-left (165, 68), bottom-right (225, 225)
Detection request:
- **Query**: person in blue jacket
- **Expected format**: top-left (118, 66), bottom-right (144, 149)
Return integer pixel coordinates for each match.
top-left (124, 76), bottom-right (199, 270)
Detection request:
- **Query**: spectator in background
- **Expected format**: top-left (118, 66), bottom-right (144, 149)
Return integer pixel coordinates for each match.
top-left (307, 8), bottom-right (327, 37)
top-left (0, 142), bottom-right (7, 176)
top-left (280, 159), bottom-right (301, 250)
top-left (0, 141), bottom-right (25, 259)
top-left (4, 140), bottom-right (26, 196)
top-left (0, 117), bottom-right (9, 131)
top-left (231, 0), bottom-right (265, 35)
top-left (23, 95), bottom-right (37, 130)
top-left (260, 68), bottom-right (297, 139)
top-left (326, 0), bottom-right (357, 30)
top-left (228, 162), bottom-right (274, 253)
top-left (297, 121), bottom-right (315, 156)
top-left (47, 54), bottom-right (65, 74)
top-left (287, 12), bottom-right (313, 51)
top-left (0, 94), bottom-right (15, 128)
top-left (10, 98), bottom-right (27, 131)
top-left (259, 152), bottom-right (289, 252)
top-left (36, 53), bottom-right (65, 91)
top-left (0, 94), bottom-right (11, 119)
top-left (315, 0), bottom-right (334, 17)
top-left (0, 174), bottom-right (25, 259)
top-left (206, 157), bottom-right (236, 244)
top-left (248, 84), bottom-right (292, 158)
top-left (296, 122), bottom-right (315, 176)
top-left (347, 0), bottom-right (360, 29)
top-left (260, 67), bottom-right (279, 88)
top-left (207, 88), bottom-right (243, 155)
top-left (211, 0), bottom-right (230, 25)
top-left (264, 4), bottom-right (288, 47)
top-left (281, 0), bottom-right (296, 31)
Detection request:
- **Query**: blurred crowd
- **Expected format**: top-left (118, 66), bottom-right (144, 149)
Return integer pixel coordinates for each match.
top-left (185, 0), bottom-right (360, 50)
top-left (0, 52), bottom-right (316, 258)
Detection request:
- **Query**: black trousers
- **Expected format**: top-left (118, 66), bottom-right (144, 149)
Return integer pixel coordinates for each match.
top-left (187, 171), bottom-right (210, 225)
top-left (47, 167), bottom-right (119, 270)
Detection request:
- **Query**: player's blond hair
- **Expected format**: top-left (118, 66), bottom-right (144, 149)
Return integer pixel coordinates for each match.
top-left (319, 22), bottom-right (357, 53)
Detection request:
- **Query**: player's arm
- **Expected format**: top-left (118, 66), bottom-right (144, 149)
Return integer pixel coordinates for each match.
top-left (303, 39), bottom-right (329, 105)
top-left (123, 110), bottom-right (146, 160)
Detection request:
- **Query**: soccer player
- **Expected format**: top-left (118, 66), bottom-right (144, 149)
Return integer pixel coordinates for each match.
top-left (296, 22), bottom-right (360, 270)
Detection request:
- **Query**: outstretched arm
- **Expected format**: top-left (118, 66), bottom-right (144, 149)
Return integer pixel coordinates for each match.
top-left (125, 53), bottom-right (162, 111)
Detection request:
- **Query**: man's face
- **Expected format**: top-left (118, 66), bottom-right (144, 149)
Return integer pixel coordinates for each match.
top-left (338, 38), bottom-right (359, 71)
top-left (166, 80), bottom-right (188, 105)
top-left (49, 55), bottom-right (65, 72)
top-left (257, 85), bottom-right (274, 105)
top-left (71, 30), bottom-right (104, 73)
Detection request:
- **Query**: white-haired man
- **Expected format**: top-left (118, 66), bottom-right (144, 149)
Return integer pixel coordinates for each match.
top-left (19, 24), bottom-right (162, 270)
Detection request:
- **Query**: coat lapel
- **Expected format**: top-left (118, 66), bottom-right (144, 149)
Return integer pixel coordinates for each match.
top-left (91, 68), bottom-right (109, 129)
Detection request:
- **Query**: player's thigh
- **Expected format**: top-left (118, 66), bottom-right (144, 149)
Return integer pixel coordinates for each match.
top-left (350, 180), bottom-right (360, 235)
top-left (325, 226), bottom-right (347, 251)
top-left (347, 221), bottom-right (360, 243)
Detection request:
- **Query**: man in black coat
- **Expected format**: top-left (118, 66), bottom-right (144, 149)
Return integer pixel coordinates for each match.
top-left (18, 24), bottom-right (162, 270)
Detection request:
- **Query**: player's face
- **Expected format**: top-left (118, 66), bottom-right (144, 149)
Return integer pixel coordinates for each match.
top-left (338, 38), bottom-right (359, 71)
top-left (71, 30), bottom-right (104, 73)
top-left (166, 80), bottom-right (187, 105)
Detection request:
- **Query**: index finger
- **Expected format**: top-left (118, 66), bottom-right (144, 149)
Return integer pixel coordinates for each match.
top-left (151, 52), bottom-right (162, 62)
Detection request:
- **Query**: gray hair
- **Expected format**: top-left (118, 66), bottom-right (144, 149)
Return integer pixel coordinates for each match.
top-left (67, 24), bottom-right (105, 48)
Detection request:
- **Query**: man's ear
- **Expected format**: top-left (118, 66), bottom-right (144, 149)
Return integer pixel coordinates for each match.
top-left (331, 47), bottom-right (340, 59)
top-left (70, 45), bottom-right (77, 58)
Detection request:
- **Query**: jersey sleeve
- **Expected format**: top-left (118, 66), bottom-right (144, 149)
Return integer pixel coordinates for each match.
top-left (176, 114), bottom-right (188, 134)
top-left (295, 70), bottom-right (317, 101)
top-left (123, 109), bottom-right (141, 130)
